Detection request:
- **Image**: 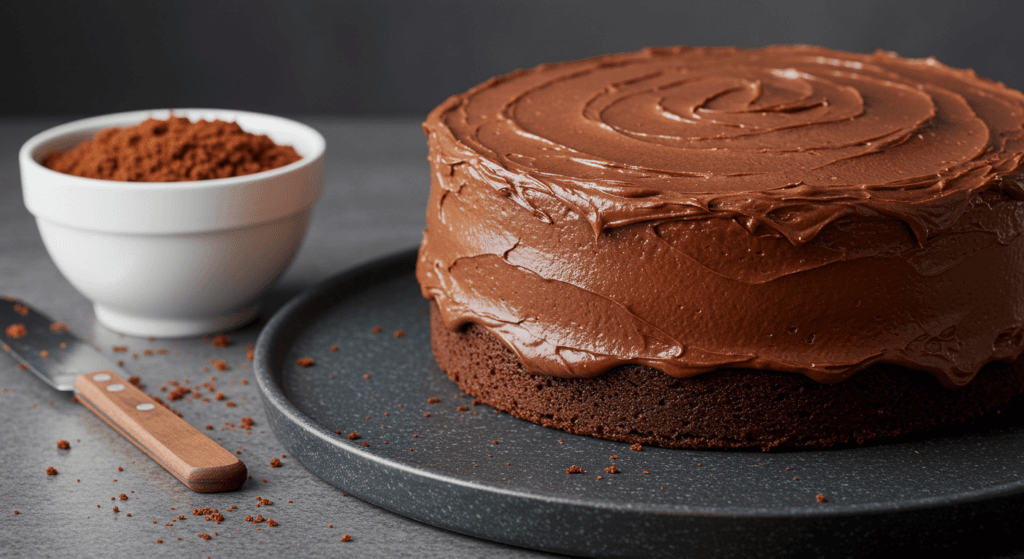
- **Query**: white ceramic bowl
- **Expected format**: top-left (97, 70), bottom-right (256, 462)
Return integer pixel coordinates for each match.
top-left (19, 109), bottom-right (326, 338)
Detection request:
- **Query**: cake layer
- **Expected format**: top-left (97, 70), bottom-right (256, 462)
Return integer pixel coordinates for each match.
top-left (418, 46), bottom-right (1024, 386)
top-left (431, 304), bottom-right (1024, 450)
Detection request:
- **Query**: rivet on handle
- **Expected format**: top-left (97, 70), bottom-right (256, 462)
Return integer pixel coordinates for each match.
top-left (136, 403), bottom-right (155, 411)
top-left (93, 373), bottom-right (111, 382)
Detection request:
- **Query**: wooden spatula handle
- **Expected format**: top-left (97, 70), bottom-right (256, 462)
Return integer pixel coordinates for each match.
top-left (74, 370), bottom-right (247, 492)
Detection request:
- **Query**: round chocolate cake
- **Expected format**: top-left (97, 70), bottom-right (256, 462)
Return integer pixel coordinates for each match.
top-left (416, 46), bottom-right (1024, 450)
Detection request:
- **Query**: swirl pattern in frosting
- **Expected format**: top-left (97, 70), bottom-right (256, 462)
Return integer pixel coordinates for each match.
top-left (418, 46), bottom-right (1024, 387)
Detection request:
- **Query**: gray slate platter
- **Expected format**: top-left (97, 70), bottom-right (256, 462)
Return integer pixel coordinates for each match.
top-left (253, 249), bottom-right (1024, 558)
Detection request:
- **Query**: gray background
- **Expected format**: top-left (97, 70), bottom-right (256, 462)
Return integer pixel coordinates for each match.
top-left (3, 0), bottom-right (1024, 117)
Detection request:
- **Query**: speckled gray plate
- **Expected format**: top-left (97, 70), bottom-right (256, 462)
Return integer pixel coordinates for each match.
top-left (253, 248), bottom-right (1024, 558)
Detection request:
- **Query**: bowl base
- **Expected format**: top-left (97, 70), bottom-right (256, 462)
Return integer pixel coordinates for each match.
top-left (94, 302), bottom-right (262, 338)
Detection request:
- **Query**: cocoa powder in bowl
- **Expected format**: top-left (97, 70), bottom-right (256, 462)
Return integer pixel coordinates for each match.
top-left (43, 116), bottom-right (301, 182)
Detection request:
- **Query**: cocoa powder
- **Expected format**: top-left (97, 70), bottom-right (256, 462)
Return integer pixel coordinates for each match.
top-left (44, 116), bottom-right (301, 182)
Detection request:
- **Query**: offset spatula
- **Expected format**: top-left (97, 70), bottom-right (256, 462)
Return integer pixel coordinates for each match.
top-left (1, 297), bottom-right (247, 492)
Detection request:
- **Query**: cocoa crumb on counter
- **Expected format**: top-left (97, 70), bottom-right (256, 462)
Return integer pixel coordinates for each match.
top-left (6, 324), bottom-right (27, 339)
top-left (46, 466), bottom-right (58, 476)
top-left (57, 440), bottom-right (70, 450)
top-left (49, 322), bottom-right (69, 333)
top-left (817, 493), bottom-right (826, 503)
top-left (609, 455), bottom-right (618, 460)
top-left (112, 345), bottom-right (127, 352)
top-left (347, 432), bottom-right (360, 440)
top-left (456, 406), bottom-right (469, 412)
top-left (427, 397), bottom-right (440, 404)
top-left (118, 467), bottom-right (123, 471)
top-left (372, 326), bottom-right (382, 333)
top-left (215, 392), bottom-right (225, 401)
top-left (341, 534), bottom-right (352, 542)
top-left (206, 425), bottom-right (214, 430)
top-left (296, 357), bottom-right (315, 367)
top-left (112, 506), bottom-right (119, 513)
top-left (393, 330), bottom-right (405, 338)
top-left (269, 458), bottom-right (281, 468)
top-left (604, 464), bottom-right (620, 474)
top-left (211, 334), bottom-right (231, 347)
top-left (630, 443), bottom-right (643, 452)
top-left (210, 359), bottom-right (228, 371)
top-left (13, 511), bottom-right (18, 515)
top-left (13, 304), bottom-right (28, 316)
top-left (39, 350), bottom-right (48, 359)
top-left (566, 465), bottom-right (585, 474)
top-left (226, 402), bottom-right (237, 408)
top-left (119, 494), bottom-right (128, 501)
top-left (246, 344), bottom-right (255, 361)
top-left (127, 375), bottom-right (142, 387)
top-left (197, 533), bottom-right (211, 540)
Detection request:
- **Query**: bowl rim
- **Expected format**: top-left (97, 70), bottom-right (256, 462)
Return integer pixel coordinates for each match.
top-left (19, 108), bottom-right (327, 191)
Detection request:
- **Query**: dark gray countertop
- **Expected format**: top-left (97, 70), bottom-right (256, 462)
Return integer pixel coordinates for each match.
top-left (0, 117), bottom-right (556, 558)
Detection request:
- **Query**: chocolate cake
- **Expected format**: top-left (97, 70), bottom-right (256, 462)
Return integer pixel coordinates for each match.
top-left (417, 46), bottom-right (1024, 450)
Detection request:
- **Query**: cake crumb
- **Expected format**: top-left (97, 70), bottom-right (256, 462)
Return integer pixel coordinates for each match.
top-left (210, 359), bottom-right (228, 371)
top-left (427, 397), bottom-right (440, 404)
top-left (57, 440), bottom-right (70, 450)
top-left (604, 464), bottom-right (619, 474)
top-left (330, 344), bottom-right (338, 352)
top-left (46, 466), bottom-right (58, 476)
top-left (341, 534), bottom-right (352, 542)
top-left (816, 493), bottom-right (826, 503)
top-left (50, 322), bottom-right (69, 332)
top-left (112, 506), bottom-right (119, 513)
top-left (6, 324), bottom-right (27, 339)
top-left (296, 357), bottom-right (315, 367)
top-left (596, 476), bottom-right (603, 480)
top-left (393, 330), bottom-right (405, 338)
top-left (372, 326), bottom-right (381, 333)
top-left (566, 465), bottom-right (585, 474)
top-left (347, 432), bottom-right (360, 440)
top-left (270, 458), bottom-right (282, 468)
top-left (630, 443), bottom-right (642, 452)
top-left (267, 519), bottom-right (278, 527)
top-left (211, 334), bottom-right (231, 347)
top-left (609, 455), bottom-right (618, 460)
top-left (119, 494), bottom-right (128, 501)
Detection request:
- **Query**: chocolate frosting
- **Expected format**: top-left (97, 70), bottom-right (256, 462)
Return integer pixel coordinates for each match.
top-left (417, 46), bottom-right (1024, 388)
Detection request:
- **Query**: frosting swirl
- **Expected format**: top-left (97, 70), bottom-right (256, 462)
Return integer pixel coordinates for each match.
top-left (418, 46), bottom-right (1024, 387)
